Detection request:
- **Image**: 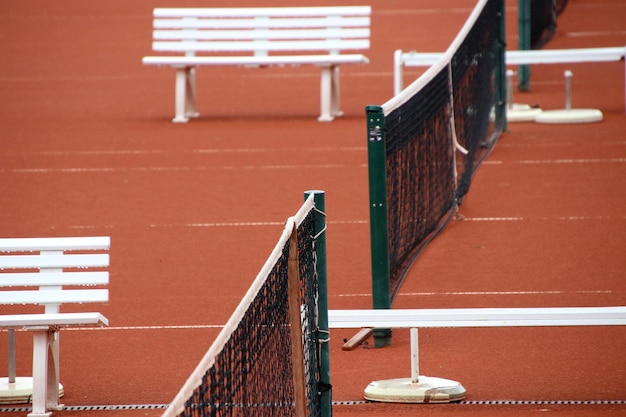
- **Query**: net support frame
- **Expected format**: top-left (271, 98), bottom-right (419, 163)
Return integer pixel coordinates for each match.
top-left (365, 107), bottom-right (392, 348)
top-left (304, 190), bottom-right (331, 417)
top-left (496, 0), bottom-right (507, 132)
top-left (363, 327), bottom-right (465, 404)
top-left (518, 0), bottom-right (531, 91)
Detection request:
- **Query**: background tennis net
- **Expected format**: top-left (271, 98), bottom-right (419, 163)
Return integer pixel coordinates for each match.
top-left (529, 0), bottom-right (568, 50)
top-left (518, 0), bottom-right (569, 89)
top-left (162, 192), bottom-right (328, 417)
top-left (366, 0), bottom-right (505, 342)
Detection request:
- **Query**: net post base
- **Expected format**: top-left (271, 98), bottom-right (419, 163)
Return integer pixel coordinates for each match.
top-left (372, 328), bottom-right (392, 348)
top-left (364, 376), bottom-right (466, 404)
top-left (0, 377), bottom-right (64, 404)
top-left (535, 108), bottom-right (603, 124)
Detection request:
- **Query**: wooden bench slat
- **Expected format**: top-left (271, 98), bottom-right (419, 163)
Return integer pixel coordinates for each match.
top-left (153, 6), bottom-right (372, 18)
top-left (153, 28), bottom-right (371, 42)
top-left (0, 312), bottom-right (108, 328)
top-left (0, 253), bottom-right (109, 269)
top-left (0, 236), bottom-right (110, 252)
top-left (154, 16), bottom-right (371, 30)
top-left (152, 39), bottom-right (370, 53)
top-left (0, 271), bottom-right (109, 287)
top-left (0, 289), bottom-right (109, 305)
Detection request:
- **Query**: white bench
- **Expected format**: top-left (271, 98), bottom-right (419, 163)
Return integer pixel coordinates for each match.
top-left (0, 237), bottom-right (110, 417)
top-left (142, 6), bottom-right (371, 122)
top-left (393, 46), bottom-right (626, 103)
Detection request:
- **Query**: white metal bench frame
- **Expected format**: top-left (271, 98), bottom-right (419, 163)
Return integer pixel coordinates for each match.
top-left (393, 46), bottom-right (626, 111)
top-left (0, 237), bottom-right (110, 417)
top-left (142, 6), bottom-right (371, 122)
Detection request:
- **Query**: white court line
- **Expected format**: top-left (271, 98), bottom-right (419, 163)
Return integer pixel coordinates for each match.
top-left (63, 324), bottom-right (224, 331)
top-left (462, 216), bottom-right (625, 222)
top-left (4, 157), bottom-right (624, 174)
top-left (566, 31), bottom-right (626, 38)
top-left (67, 217), bottom-right (623, 230)
top-left (485, 158), bottom-right (626, 165)
top-left (149, 220), bottom-right (367, 228)
top-left (516, 158), bottom-right (626, 165)
top-left (0, 324), bottom-right (224, 332)
top-left (3, 164), bottom-right (366, 174)
top-left (0, 146), bottom-right (366, 157)
top-left (69, 220), bottom-right (367, 229)
top-left (337, 290), bottom-right (614, 298)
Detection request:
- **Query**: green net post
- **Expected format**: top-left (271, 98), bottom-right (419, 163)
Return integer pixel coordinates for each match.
top-left (365, 106), bottom-right (392, 348)
top-left (518, 0), bottom-right (531, 91)
top-left (304, 190), bottom-right (331, 417)
top-left (496, 0), bottom-right (507, 131)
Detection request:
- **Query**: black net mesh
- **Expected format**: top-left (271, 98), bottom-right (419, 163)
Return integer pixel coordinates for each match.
top-left (381, 0), bottom-right (503, 302)
top-left (175, 209), bottom-right (321, 417)
top-left (452, 0), bottom-right (502, 200)
top-left (385, 67), bottom-right (456, 301)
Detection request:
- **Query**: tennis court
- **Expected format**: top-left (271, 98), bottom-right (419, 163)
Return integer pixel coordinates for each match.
top-left (1, 0), bottom-right (625, 416)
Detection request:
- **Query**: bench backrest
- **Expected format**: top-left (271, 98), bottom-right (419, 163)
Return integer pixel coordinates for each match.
top-left (0, 236), bottom-right (110, 314)
top-left (151, 6), bottom-right (371, 57)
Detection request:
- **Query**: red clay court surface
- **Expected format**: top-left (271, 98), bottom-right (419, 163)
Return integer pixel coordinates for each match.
top-left (1, 0), bottom-right (625, 416)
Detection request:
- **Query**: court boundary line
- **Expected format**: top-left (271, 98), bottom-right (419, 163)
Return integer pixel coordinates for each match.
top-left (60, 216), bottom-right (623, 231)
top-left (3, 157), bottom-right (625, 175)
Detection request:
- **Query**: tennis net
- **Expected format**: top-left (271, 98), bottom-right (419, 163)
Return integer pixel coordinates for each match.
top-left (366, 0), bottom-right (505, 332)
top-left (162, 192), bottom-right (328, 417)
top-left (530, 0), bottom-right (568, 50)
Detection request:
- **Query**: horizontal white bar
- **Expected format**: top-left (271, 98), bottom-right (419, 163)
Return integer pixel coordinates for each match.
top-left (151, 39), bottom-right (369, 53)
top-left (0, 312), bottom-right (108, 328)
top-left (0, 289), bottom-right (109, 305)
top-left (0, 236), bottom-right (110, 252)
top-left (154, 7), bottom-right (371, 18)
top-left (0, 253), bottom-right (109, 269)
top-left (0, 271), bottom-right (109, 287)
top-left (506, 47), bottom-right (625, 64)
top-left (142, 54), bottom-right (369, 67)
top-left (154, 16), bottom-right (370, 30)
top-left (399, 46), bottom-right (625, 68)
top-left (328, 307), bottom-right (626, 328)
top-left (152, 28), bottom-right (370, 41)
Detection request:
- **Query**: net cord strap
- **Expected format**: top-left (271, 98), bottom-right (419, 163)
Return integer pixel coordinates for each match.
top-left (382, 0), bottom-right (490, 115)
top-left (162, 194), bottom-right (316, 417)
top-left (448, 63), bottom-right (469, 157)
top-left (447, 62), bottom-right (466, 193)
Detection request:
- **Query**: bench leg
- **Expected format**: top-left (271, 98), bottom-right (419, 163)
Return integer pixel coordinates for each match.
top-left (318, 66), bottom-right (343, 122)
top-left (186, 67), bottom-right (200, 119)
top-left (29, 330), bottom-right (62, 417)
top-left (173, 67), bottom-right (200, 123)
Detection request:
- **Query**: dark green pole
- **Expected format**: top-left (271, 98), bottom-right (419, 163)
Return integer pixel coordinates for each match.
top-left (304, 190), bottom-right (331, 417)
top-left (518, 0), bottom-right (531, 91)
top-left (366, 106), bottom-right (391, 348)
top-left (496, 0), bottom-right (507, 132)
